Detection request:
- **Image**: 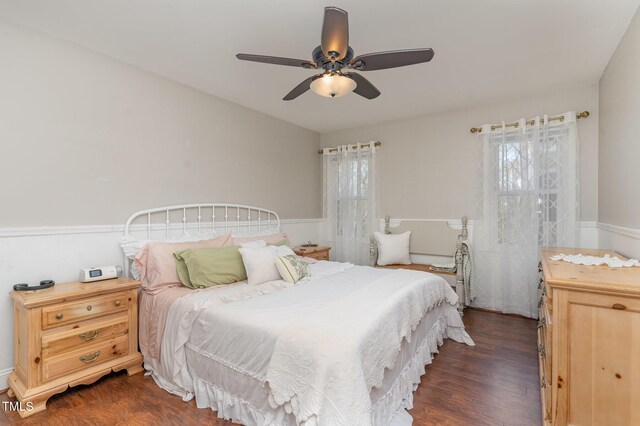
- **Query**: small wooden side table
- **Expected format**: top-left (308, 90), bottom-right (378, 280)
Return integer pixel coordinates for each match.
top-left (8, 278), bottom-right (143, 417)
top-left (293, 246), bottom-right (331, 261)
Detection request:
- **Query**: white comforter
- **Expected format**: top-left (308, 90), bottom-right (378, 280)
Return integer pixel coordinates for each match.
top-left (156, 261), bottom-right (473, 425)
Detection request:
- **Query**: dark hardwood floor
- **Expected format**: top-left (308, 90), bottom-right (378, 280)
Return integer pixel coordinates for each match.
top-left (0, 309), bottom-right (540, 425)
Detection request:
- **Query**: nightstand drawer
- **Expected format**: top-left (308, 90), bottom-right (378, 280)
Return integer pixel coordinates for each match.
top-left (42, 315), bottom-right (129, 358)
top-left (314, 252), bottom-right (329, 260)
top-left (42, 292), bottom-right (129, 329)
top-left (42, 335), bottom-right (129, 383)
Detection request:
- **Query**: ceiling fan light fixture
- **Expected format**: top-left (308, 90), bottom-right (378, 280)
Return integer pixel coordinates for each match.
top-left (310, 73), bottom-right (356, 98)
top-left (237, 7), bottom-right (433, 100)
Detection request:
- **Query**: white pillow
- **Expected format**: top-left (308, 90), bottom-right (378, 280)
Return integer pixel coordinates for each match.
top-left (240, 240), bottom-right (267, 249)
top-left (239, 245), bottom-right (295, 285)
top-left (374, 231), bottom-right (411, 266)
top-left (120, 230), bottom-right (218, 279)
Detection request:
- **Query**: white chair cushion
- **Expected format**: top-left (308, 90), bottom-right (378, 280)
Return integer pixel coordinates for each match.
top-left (374, 231), bottom-right (411, 266)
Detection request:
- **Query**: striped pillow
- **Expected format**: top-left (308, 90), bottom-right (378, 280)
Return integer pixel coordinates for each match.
top-left (275, 255), bottom-right (309, 284)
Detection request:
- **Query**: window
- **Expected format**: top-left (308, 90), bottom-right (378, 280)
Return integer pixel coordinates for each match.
top-left (492, 125), bottom-right (570, 246)
top-left (322, 145), bottom-right (378, 264)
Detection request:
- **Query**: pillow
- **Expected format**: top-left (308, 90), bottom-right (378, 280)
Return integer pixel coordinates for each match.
top-left (275, 255), bottom-right (309, 284)
top-left (134, 233), bottom-right (232, 291)
top-left (173, 247), bottom-right (246, 288)
top-left (120, 229), bottom-right (219, 280)
top-left (239, 245), bottom-right (295, 285)
top-left (232, 232), bottom-right (288, 247)
top-left (374, 231), bottom-right (411, 266)
top-left (240, 240), bottom-right (267, 249)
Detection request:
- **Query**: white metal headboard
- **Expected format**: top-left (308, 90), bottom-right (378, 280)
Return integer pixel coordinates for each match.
top-left (123, 203), bottom-right (280, 277)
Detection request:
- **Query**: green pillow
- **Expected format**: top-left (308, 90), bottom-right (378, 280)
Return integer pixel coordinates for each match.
top-left (174, 251), bottom-right (193, 287)
top-left (173, 247), bottom-right (247, 289)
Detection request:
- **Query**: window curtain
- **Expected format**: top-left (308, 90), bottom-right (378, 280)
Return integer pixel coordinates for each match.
top-left (473, 112), bottom-right (579, 318)
top-left (323, 143), bottom-right (379, 265)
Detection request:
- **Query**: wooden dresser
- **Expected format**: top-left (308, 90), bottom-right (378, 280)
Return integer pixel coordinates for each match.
top-left (8, 278), bottom-right (143, 418)
top-left (538, 247), bottom-right (640, 425)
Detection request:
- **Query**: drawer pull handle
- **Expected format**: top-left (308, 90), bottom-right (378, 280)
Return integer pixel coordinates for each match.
top-left (55, 313), bottom-right (64, 320)
top-left (79, 330), bottom-right (100, 341)
top-left (612, 303), bottom-right (626, 310)
top-left (540, 377), bottom-right (546, 388)
top-left (86, 305), bottom-right (92, 311)
top-left (114, 300), bottom-right (122, 307)
top-left (79, 351), bottom-right (101, 363)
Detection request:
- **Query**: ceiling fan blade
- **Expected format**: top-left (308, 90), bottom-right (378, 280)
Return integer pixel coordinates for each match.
top-left (321, 7), bottom-right (349, 60)
top-left (345, 73), bottom-right (381, 99)
top-left (283, 75), bottom-right (319, 101)
top-left (350, 48), bottom-right (434, 71)
top-left (236, 54), bottom-right (317, 69)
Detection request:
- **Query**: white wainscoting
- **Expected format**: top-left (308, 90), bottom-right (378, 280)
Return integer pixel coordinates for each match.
top-left (598, 222), bottom-right (640, 259)
top-left (579, 221), bottom-right (599, 248)
top-left (0, 218), bottom-right (323, 390)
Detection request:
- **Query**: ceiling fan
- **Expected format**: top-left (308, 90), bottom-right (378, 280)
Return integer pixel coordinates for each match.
top-left (236, 6), bottom-right (434, 101)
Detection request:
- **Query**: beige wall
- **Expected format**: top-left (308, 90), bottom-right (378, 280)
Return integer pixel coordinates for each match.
top-left (321, 85), bottom-right (599, 221)
top-left (599, 7), bottom-right (640, 229)
top-left (0, 18), bottom-right (321, 226)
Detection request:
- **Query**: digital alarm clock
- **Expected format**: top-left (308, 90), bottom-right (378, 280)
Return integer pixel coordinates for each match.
top-left (79, 265), bottom-right (123, 283)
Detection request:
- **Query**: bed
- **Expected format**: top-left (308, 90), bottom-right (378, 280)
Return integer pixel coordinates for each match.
top-left (123, 204), bottom-right (474, 426)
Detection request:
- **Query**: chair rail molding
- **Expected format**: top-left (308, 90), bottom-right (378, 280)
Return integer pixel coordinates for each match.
top-left (598, 222), bottom-right (640, 239)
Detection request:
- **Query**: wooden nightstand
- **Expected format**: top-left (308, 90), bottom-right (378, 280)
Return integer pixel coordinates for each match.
top-left (8, 278), bottom-right (143, 418)
top-left (293, 246), bottom-right (331, 261)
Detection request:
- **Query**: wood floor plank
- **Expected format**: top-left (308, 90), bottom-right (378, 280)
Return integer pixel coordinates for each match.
top-left (1, 309), bottom-right (541, 425)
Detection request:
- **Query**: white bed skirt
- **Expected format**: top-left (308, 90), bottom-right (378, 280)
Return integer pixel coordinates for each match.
top-left (179, 309), bottom-right (467, 426)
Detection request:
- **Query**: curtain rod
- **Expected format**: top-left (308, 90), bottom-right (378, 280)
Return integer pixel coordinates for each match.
top-left (469, 111), bottom-right (590, 134)
top-left (318, 141), bottom-right (381, 154)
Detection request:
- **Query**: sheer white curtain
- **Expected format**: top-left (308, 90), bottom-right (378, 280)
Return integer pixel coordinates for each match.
top-left (473, 112), bottom-right (579, 318)
top-left (323, 143), bottom-right (379, 265)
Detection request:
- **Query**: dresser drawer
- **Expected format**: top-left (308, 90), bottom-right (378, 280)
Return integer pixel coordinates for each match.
top-left (42, 315), bottom-right (129, 358)
top-left (42, 292), bottom-right (129, 329)
top-left (42, 335), bottom-right (129, 382)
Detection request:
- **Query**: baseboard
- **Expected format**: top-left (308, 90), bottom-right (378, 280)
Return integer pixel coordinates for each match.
top-left (0, 368), bottom-right (12, 392)
top-left (466, 306), bottom-right (534, 320)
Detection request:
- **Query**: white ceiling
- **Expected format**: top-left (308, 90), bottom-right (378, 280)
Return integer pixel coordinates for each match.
top-left (1, 0), bottom-right (638, 133)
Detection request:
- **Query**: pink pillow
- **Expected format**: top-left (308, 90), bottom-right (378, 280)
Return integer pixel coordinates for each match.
top-left (232, 232), bottom-right (288, 246)
top-left (135, 233), bottom-right (232, 291)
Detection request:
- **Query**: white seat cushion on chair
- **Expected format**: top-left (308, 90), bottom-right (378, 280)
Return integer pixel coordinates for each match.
top-left (374, 231), bottom-right (411, 266)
